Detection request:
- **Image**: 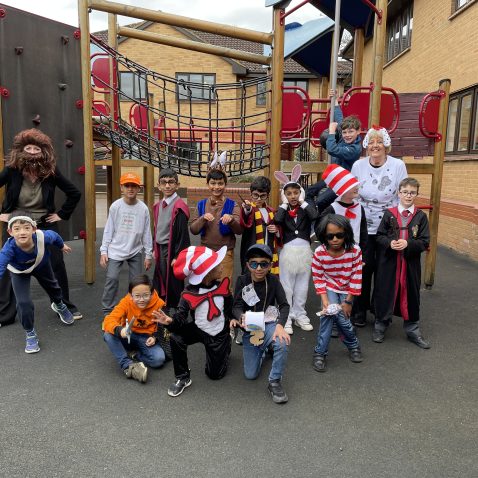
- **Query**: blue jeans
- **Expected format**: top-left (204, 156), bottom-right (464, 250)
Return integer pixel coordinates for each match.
top-left (103, 332), bottom-right (165, 370)
top-left (314, 291), bottom-right (360, 356)
top-left (243, 322), bottom-right (289, 382)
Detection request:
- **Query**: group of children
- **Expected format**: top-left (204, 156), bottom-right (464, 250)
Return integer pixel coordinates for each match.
top-left (0, 110), bottom-right (431, 405)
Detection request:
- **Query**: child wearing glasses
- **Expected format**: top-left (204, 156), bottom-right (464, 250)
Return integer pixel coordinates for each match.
top-left (231, 244), bottom-right (290, 404)
top-left (239, 176), bottom-right (281, 275)
top-left (100, 173), bottom-right (153, 317)
top-left (311, 214), bottom-right (363, 372)
top-left (373, 178), bottom-right (431, 348)
top-left (103, 275), bottom-right (166, 383)
top-left (152, 168), bottom-right (190, 315)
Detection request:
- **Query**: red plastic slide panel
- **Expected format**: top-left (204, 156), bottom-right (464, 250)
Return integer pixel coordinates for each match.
top-left (310, 118), bottom-right (329, 147)
top-left (92, 100), bottom-right (110, 116)
top-left (129, 103), bottom-right (149, 130)
top-left (419, 91), bottom-right (444, 142)
top-left (281, 86), bottom-right (311, 139)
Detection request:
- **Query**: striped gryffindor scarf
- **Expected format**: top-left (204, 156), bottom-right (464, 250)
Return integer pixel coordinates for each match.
top-left (254, 208), bottom-right (280, 275)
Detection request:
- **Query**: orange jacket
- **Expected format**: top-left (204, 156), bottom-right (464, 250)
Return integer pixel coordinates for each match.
top-left (102, 291), bottom-right (165, 336)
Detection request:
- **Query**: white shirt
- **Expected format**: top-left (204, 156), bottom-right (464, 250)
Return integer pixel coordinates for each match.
top-left (351, 155), bottom-right (407, 234)
top-left (100, 198), bottom-right (153, 260)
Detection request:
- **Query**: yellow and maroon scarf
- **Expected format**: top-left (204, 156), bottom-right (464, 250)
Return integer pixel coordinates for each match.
top-left (254, 208), bottom-right (280, 275)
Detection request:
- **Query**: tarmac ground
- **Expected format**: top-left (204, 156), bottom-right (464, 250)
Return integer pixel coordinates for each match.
top-left (0, 230), bottom-right (477, 478)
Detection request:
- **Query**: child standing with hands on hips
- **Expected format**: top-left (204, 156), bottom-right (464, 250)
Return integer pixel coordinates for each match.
top-left (311, 214), bottom-right (363, 372)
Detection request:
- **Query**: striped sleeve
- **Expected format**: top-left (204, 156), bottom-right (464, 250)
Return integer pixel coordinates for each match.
top-left (348, 246), bottom-right (363, 296)
top-left (311, 247), bottom-right (327, 294)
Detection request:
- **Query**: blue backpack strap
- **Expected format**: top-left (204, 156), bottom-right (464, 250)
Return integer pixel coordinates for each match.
top-left (197, 199), bottom-right (207, 236)
top-left (219, 198), bottom-right (235, 236)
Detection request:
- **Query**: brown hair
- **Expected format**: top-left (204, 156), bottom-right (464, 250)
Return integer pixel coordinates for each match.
top-left (399, 177), bottom-right (420, 192)
top-left (341, 115), bottom-right (361, 131)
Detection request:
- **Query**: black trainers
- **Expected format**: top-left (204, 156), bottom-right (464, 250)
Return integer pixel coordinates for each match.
top-left (352, 312), bottom-right (366, 328)
top-left (407, 335), bottom-right (431, 349)
top-left (124, 362), bottom-right (148, 383)
top-left (168, 377), bottom-right (192, 397)
top-left (349, 348), bottom-right (363, 363)
top-left (313, 353), bottom-right (327, 372)
top-left (268, 380), bottom-right (288, 404)
top-left (372, 330), bottom-right (385, 343)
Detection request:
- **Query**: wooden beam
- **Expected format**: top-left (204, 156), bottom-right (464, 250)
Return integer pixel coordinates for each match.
top-left (89, 0), bottom-right (273, 45)
top-left (281, 161), bottom-right (327, 175)
top-left (424, 79), bottom-right (451, 289)
top-left (108, 14), bottom-right (121, 205)
top-left (269, 6), bottom-right (285, 209)
top-left (79, 0), bottom-right (96, 284)
top-left (352, 28), bottom-right (364, 87)
top-left (369, 0), bottom-right (388, 127)
top-left (117, 27), bottom-right (271, 66)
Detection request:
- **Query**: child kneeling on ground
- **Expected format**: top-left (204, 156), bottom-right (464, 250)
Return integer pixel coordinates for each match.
top-left (311, 214), bottom-right (363, 372)
top-left (231, 244), bottom-right (290, 404)
top-left (153, 246), bottom-right (232, 397)
top-left (102, 275), bottom-right (166, 383)
top-left (0, 215), bottom-right (74, 354)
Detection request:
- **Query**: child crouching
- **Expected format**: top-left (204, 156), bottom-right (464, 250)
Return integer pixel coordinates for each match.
top-left (102, 275), bottom-right (166, 383)
top-left (311, 214), bottom-right (363, 372)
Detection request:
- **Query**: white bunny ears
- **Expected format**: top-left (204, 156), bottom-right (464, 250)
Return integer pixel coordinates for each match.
top-left (209, 151), bottom-right (227, 171)
top-left (274, 163), bottom-right (302, 188)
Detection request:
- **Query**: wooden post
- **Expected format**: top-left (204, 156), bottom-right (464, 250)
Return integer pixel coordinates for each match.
top-left (269, 6), bottom-right (285, 209)
top-left (369, 0), bottom-right (388, 127)
top-left (424, 79), bottom-right (451, 289)
top-left (79, 0), bottom-right (96, 284)
top-left (144, 94), bottom-right (156, 220)
top-left (108, 13), bottom-right (121, 206)
top-left (352, 28), bottom-right (364, 87)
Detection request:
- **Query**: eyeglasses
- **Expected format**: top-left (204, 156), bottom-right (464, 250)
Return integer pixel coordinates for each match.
top-left (325, 232), bottom-right (345, 241)
top-left (399, 190), bottom-right (418, 197)
top-left (248, 261), bottom-right (271, 270)
top-left (159, 179), bottom-right (177, 186)
top-left (131, 293), bottom-right (152, 301)
top-left (251, 192), bottom-right (269, 200)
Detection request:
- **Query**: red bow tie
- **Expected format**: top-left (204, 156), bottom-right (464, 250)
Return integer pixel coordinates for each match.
top-left (288, 206), bottom-right (299, 218)
top-left (182, 277), bottom-right (230, 321)
top-left (345, 202), bottom-right (359, 219)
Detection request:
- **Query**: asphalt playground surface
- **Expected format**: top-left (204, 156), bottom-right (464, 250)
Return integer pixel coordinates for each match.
top-left (0, 232), bottom-right (477, 478)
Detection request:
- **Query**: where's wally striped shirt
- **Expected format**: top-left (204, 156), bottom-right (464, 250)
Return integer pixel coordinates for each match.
top-left (311, 244), bottom-right (362, 296)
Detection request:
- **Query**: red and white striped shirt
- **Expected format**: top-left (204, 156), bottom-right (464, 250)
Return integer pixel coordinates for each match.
top-left (311, 244), bottom-right (362, 295)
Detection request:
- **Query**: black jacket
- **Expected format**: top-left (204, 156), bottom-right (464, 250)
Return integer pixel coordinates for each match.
top-left (0, 166), bottom-right (81, 220)
top-left (274, 202), bottom-right (317, 244)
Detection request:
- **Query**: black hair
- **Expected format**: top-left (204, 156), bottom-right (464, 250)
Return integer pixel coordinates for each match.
top-left (158, 168), bottom-right (178, 182)
top-left (283, 182), bottom-right (301, 192)
top-left (250, 176), bottom-right (271, 194)
top-left (128, 274), bottom-right (153, 293)
top-left (206, 169), bottom-right (228, 184)
top-left (317, 214), bottom-right (355, 251)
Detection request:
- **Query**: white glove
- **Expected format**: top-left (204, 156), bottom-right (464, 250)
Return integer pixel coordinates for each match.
top-left (280, 188), bottom-right (287, 204)
top-left (299, 187), bottom-right (306, 204)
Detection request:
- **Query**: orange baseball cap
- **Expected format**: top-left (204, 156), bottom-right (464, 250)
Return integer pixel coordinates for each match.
top-left (120, 172), bottom-right (141, 186)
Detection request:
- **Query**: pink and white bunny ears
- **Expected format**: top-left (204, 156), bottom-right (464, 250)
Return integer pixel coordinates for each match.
top-left (274, 163), bottom-right (302, 189)
top-left (362, 126), bottom-right (391, 149)
top-left (209, 151), bottom-right (227, 171)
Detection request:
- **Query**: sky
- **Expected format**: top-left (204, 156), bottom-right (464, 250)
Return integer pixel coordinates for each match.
top-left (0, 0), bottom-right (322, 33)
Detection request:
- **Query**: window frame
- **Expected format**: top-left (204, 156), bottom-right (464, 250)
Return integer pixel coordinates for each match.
top-left (176, 73), bottom-right (216, 103)
top-left (445, 84), bottom-right (478, 155)
top-left (119, 72), bottom-right (147, 102)
top-left (386, 2), bottom-right (413, 63)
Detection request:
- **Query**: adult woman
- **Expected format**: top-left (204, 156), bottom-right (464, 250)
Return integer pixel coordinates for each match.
top-left (0, 129), bottom-right (82, 325)
top-left (350, 127), bottom-right (408, 327)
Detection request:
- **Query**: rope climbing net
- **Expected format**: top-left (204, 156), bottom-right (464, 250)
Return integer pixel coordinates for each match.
top-left (90, 35), bottom-right (271, 177)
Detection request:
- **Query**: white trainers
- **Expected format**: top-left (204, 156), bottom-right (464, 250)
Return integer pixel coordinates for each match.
top-left (284, 320), bottom-right (293, 335)
top-left (294, 317), bottom-right (313, 331)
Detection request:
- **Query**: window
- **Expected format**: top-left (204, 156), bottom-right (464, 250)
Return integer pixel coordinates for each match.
top-left (455, 0), bottom-right (473, 11)
top-left (256, 81), bottom-right (267, 106)
top-left (386, 3), bottom-right (413, 62)
top-left (446, 85), bottom-right (478, 154)
top-left (283, 80), bottom-right (309, 100)
top-left (119, 72), bottom-right (146, 101)
top-left (172, 142), bottom-right (201, 172)
top-left (176, 73), bottom-right (216, 102)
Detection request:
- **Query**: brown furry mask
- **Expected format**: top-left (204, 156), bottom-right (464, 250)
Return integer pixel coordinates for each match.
top-left (7, 129), bottom-right (56, 178)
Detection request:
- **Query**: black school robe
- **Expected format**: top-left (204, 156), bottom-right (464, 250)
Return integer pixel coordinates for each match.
top-left (374, 208), bottom-right (430, 322)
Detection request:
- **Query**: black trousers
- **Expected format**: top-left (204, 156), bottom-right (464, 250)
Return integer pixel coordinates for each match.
top-left (170, 321), bottom-right (231, 380)
top-left (353, 234), bottom-right (377, 316)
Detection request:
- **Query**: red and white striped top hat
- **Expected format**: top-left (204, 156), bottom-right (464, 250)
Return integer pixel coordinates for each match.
top-left (173, 245), bottom-right (227, 285)
top-left (321, 164), bottom-right (359, 198)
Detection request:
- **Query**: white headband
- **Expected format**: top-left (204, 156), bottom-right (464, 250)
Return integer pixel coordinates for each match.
top-left (7, 215), bottom-right (37, 229)
top-left (362, 127), bottom-right (391, 149)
